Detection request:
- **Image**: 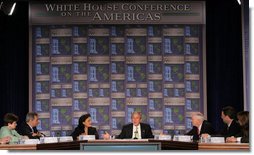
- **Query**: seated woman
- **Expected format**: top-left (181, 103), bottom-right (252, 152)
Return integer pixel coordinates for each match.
top-left (0, 113), bottom-right (22, 144)
top-left (226, 111), bottom-right (249, 143)
top-left (70, 114), bottom-right (99, 140)
top-left (0, 136), bottom-right (11, 144)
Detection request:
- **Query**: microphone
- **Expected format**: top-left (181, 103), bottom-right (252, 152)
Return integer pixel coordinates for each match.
top-left (40, 132), bottom-right (46, 137)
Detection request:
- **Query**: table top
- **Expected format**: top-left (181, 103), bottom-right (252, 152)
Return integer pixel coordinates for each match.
top-left (0, 139), bottom-right (250, 150)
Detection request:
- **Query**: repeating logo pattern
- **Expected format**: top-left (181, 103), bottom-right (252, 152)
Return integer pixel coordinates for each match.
top-left (32, 25), bottom-right (203, 137)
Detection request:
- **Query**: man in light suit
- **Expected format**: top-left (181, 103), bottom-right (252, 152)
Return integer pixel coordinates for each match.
top-left (104, 112), bottom-right (154, 139)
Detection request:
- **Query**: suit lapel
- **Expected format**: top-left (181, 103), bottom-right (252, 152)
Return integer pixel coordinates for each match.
top-left (26, 123), bottom-right (33, 132)
top-left (140, 123), bottom-right (145, 138)
top-left (200, 122), bottom-right (204, 134)
top-left (129, 124), bottom-right (133, 138)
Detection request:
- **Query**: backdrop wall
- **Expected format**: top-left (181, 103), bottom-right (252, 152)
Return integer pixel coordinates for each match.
top-left (0, 0), bottom-right (244, 134)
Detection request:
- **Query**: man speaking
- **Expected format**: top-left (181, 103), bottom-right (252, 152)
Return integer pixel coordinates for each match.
top-left (104, 111), bottom-right (154, 139)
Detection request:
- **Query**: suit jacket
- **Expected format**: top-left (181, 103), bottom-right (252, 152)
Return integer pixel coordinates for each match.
top-left (70, 126), bottom-right (99, 140)
top-left (17, 122), bottom-right (41, 139)
top-left (186, 120), bottom-right (215, 141)
top-left (220, 119), bottom-right (241, 138)
top-left (117, 123), bottom-right (154, 139)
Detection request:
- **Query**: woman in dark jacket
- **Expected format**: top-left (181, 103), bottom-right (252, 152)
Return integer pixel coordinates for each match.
top-left (226, 111), bottom-right (249, 143)
top-left (70, 114), bottom-right (99, 140)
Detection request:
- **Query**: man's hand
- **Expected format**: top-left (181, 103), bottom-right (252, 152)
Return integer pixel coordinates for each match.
top-left (32, 132), bottom-right (38, 137)
top-left (226, 136), bottom-right (237, 143)
top-left (32, 132), bottom-right (44, 137)
top-left (102, 131), bottom-right (110, 140)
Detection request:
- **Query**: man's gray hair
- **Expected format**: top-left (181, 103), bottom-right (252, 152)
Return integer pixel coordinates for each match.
top-left (26, 112), bottom-right (38, 122)
top-left (192, 112), bottom-right (204, 121)
top-left (131, 111), bottom-right (142, 118)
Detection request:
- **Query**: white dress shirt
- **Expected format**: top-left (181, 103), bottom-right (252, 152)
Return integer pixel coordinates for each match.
top-left (132, 124), bottom-right (141, 139)
top-left (198, 124), bottom-right (202, 135)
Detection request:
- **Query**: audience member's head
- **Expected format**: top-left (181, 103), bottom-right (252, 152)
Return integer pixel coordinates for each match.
top-left (26, 112), bottom-right (39, 127)
top-left (3, 113), bottom-right (19, 130)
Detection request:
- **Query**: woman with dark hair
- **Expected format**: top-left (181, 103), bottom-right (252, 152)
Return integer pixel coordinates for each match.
top-left (70, 114), bottom-right (99, 140)
top-left (0, 113), bottom-right (22, 143)
top-left (226, 111), bottom-right (249, 143)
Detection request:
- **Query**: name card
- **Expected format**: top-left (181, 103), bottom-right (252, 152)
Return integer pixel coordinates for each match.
top-left (236, 137), bottom-right (242, 142)
top-left (158, 135), bottom-right (172, 140)
top-left (79, 135), bottom-right (95, 140)
top-left (59, 136), bottom-right (73, 142)
top-left (210, 137), bottom-right (225, 143)
top-left (173, 135), bottom-right (193, 142)
top-left (23, 139), bottom-right (40, 144)
top-left (42, 137), bottom-right (58, 143)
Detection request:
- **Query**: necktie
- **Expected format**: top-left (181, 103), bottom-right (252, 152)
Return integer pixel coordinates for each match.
top-left (134, 126), bottom-right (138, 139)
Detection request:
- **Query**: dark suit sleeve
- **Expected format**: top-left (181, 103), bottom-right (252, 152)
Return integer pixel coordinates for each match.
top-left (186, 127), bottom-right (197, 135)
top-left (90, 127), bottom-right (99, 139)
top-left (219, 120), bottom-right (241, 137)
top-left (185, 127), bottom-right (199, 141)
top-left (202, 121), bottom-right (215, 135)
top-left (17, 123), bottom-right (39, 139)
top-left (140, 123), bottom-right (154, 139)
top-left (145, 124), bottom-right (154, 138)
top-left (117, 125), bottom-right (128, 139)
top-left (219, 125), bottom-right (228, 136)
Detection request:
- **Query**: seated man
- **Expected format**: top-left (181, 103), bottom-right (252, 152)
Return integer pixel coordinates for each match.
top-left (226, 111), bottom-right (249, 143)
top-left (104, 112), bottom-right (154, 139)
top-left (17, 112), bottom-right (44, 139)
top-left (186, 112), bottom-right (215, 141)
top-left (220, 106), bottom-right (241, 138)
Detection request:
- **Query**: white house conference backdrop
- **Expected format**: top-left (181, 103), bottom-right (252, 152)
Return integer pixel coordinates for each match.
top-left (29, 1), bottom-right (206, 137)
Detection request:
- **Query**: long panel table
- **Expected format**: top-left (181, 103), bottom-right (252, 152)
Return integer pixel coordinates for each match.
top-left (0, 139), bottom-right (250, 151)
top-left (198, 142), bottom-right (250, 150)
top-left (0, 140), bottom-right (87, 150)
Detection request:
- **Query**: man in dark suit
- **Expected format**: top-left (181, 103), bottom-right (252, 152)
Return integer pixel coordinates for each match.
top-left (117, 112), bottom-right (154, 139)
top-left (17, 112), bottom-right (43, 139)
top-left (103, 112), bottom-right (154, 139)
top-left (186, 112), bottom-right (215, 141)
top-left (220, 106), bottom-right (241, 138)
